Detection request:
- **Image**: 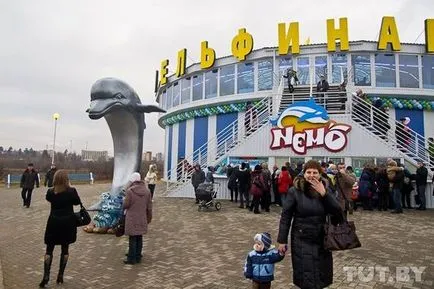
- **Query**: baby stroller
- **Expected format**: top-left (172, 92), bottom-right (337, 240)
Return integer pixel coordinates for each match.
top-left (196, 183), bottom-right (221, 211)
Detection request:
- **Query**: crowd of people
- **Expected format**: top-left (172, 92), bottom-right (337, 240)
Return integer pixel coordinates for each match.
top-left (190, 160), bottom-right (356, 216)
top-left (355, 159), bottom-right (429, 212)
top-left (14, 157), bottom-right (432, 288)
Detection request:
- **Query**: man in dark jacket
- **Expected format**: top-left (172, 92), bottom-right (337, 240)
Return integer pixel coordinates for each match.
top-left (191, 164), bottom-right (205, 204)
top-left (401, 167), bottom-right (413, 209)
top-left (20, 163), bottom-right (39, 208)
top-left (316, 74), bottom-right (329, 105)
top-left (373, 98), bottom-right (390, 140)
top-left (415, 161), bottom-right (428, 210)
top-left (44, 164), bottom-right (57, 188)
top-left (283, 68), bottom-right (298, 93)
top-left (236, 162), bottom-right (251, 209)
top-left (375, 164), bottom-right (390, 211)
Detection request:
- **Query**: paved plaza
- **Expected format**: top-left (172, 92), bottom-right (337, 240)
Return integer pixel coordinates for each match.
top-left (0, 183), bottom-right (433, 289)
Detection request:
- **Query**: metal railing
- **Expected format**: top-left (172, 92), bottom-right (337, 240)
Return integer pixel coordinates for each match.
top-left (165, 73), bottom-right (282, 193)
top-left (350, 93), bottom-right (434, 169)
top-left (165, 95), bottom-right (274, 193)
top-left (279, 91), bottom-right (350, 115)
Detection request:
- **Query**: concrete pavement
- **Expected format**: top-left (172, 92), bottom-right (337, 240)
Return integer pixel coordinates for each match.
top-left (0, 183), bottom-right (433, 288)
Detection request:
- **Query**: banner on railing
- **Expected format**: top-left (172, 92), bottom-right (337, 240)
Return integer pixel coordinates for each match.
top-left (269, 98), bottom-right (352, 154)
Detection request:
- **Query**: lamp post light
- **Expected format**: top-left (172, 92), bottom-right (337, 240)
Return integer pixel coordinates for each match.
top-left (52, 113), bottom-right (60, 165)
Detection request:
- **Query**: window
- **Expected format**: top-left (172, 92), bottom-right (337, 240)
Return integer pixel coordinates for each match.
top-left (331, 54), bottom-right (347, 84)
top-left (192, 74), bottom-right (203, 101)
top-left (237, 62), bottom-right (254, 93)
top-left (399, 55), bottom-right (419, 88)
top-left (328, 157), bottom-right (344, 164)
top-left (204, 69), bottom-right (218, 99)
top-left (289, 157), bottom-right (304, 166)
top-left (161, 90), bottom-right (166, 110)
top-left (297, 57), bottom-right (310, 85)
top-left (375, 53), bottom-right (396, 87)
top-left (279, 57), bottom-right (293, 76)
top-left (219, 65), bottom-right (235, 96)
top-left (258, 59), bottom-right (273, 91)
top-left (181, 77), bottom-right (191, 104)
top-left (166, 85), bottom-right (173, 110)
top-left (172, 82), bottom-right (180, 107)
top-left (311, 156), bottom-right (326, 162)
top-left (315, 56), bottom-right (327, 83)
top-left (352, 158), bottom-right (375, 169)
top-left (352, 54), bottom-right (371, 86)
top-left (352, 157), bottom-right (375, 177)
top-left (422, 55), bottom-right (434, 89)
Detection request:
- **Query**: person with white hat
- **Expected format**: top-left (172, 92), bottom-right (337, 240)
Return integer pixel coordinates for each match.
top-left (122, 172), bottom-right (152, 264)
top-left (396, 117), bottom-right (411, 152)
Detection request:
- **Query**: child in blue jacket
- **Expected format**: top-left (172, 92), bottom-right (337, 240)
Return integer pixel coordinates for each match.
top-left (244, 232), bottom-right (285, 288)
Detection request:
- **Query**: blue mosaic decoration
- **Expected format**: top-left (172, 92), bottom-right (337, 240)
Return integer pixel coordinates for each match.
top-left (92, 189), bottom-right (125, 228)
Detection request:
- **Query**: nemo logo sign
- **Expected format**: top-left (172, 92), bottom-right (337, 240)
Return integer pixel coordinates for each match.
top-left (269, 100), bottom-right (352, 154)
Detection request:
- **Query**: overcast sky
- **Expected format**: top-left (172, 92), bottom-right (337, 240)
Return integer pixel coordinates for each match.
top-left (1, 0), bottom-right (433, 156)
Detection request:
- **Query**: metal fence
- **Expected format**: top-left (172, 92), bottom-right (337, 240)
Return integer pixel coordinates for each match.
top-left (4, 172), bottom-right (95, 188)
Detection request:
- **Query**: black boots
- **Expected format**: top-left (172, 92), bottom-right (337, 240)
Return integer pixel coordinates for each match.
top-left (39, 255), bottom-right (52, 288)
top-left (56, 254), bottom-right (69, 284)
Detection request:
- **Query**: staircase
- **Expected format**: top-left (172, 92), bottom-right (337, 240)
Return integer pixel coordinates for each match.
top-left (279, 84), bottom-right (347, 114)
top-left (349, 93), bottom-right (434, 171)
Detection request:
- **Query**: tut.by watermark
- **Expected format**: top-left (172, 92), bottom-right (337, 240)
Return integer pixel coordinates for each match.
top-left (343, 266), bottom-right (426, 283)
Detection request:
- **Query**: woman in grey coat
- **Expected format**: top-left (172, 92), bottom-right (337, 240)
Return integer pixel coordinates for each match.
top-left (123, 172), bottom-right (153, 264)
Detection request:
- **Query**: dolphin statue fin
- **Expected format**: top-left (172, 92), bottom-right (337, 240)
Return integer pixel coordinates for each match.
top-left (136, 104), bottom-right (166, 113)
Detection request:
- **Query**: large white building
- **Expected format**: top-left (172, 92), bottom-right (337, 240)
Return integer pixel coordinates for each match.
top-left (154, 18), bottom-right (434, 207)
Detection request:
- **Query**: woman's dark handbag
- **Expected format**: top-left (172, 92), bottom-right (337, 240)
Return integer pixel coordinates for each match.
top-left (114, 215), bottom-right (125, 237)
top-left (324, 217), bottom-right (361, 251)
top-left (326, 182), bottom-right (362, 251)
top-left (75, 203), bottom-right (91, 227)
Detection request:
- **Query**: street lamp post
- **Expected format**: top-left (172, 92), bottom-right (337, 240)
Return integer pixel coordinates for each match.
top-left (52, 113), bottom-right (60, 165)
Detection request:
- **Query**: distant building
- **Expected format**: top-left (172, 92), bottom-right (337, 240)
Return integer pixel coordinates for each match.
top-left (155, 152), bottom-right (163, 162)
top-left (143, 151), bottom-right (152, 162)
top-left (81, 150), bottom-right (108, 161)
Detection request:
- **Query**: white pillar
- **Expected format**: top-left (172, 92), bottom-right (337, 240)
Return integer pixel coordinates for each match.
top-left (185, 119), bottom-right (194, 162)
top-left (207, 115), bottom-right (217, 164)
top-left (238, 112), bottom-right (245, 140)
top-left (164, 126), bottom-right (169, 180)
top-left (171, 123), bottom-right (179, 181)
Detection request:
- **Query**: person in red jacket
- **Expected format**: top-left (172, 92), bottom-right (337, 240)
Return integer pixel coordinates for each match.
top-left (278, 166), bottom-right (293, 205)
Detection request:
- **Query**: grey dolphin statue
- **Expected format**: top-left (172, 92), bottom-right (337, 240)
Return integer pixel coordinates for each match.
top-left (86, 77), bottom-right (164, 213)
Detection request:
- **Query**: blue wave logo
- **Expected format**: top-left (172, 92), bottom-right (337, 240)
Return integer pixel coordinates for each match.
top-left (270, 98), bottom-right (329, 128)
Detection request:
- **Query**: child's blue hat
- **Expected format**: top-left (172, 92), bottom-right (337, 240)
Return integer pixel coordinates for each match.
top-left (254, 232), bottom-right (272, 250)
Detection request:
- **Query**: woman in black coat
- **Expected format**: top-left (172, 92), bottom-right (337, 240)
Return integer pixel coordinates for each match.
top-left (39, 170), bottom-right (82, 288)
top-left (236, 162), bottom-right (251, 209)
top-left (227, 165), bottom-right (239, 202)
top-left (277, 160), bottom-right (343, 289)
